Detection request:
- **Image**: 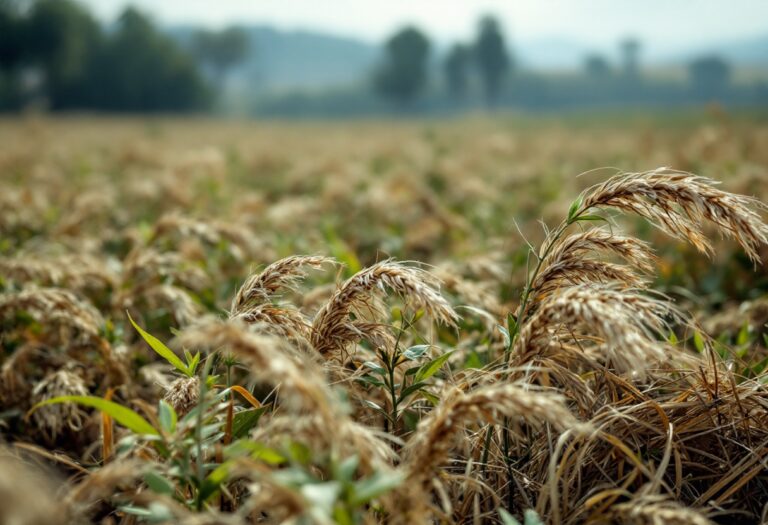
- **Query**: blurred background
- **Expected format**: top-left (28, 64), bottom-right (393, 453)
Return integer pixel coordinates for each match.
top-left (1, 0), bottom-right (767, 117)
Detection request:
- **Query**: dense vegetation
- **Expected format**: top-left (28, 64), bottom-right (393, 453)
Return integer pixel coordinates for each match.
top-left (0, 0), bottom-right (210, 111)
top-left (1, 112), bottom-right (768, 524)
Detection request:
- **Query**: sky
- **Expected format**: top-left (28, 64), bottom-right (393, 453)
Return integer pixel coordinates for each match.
top-left (81, 0), bottom-right (768, 52)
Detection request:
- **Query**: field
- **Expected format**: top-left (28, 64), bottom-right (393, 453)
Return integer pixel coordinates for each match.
top-left (2, 111), bottom-right (768, 524)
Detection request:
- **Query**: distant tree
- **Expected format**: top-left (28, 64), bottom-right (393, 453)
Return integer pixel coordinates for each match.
top-left (0, 0), bottom-right (25, 68)
top-left (0, 0), bottom-right (26, 109)
top-left (584, 53), bottom-right (611, 78)
top-left (24, 0), bottom-right (102, 108)
top-left (689, 55), bottom-right (731, 99)
top-left (192, 26), bottom-right (248, 81)
top-left (620, 38), bottom-right (640, 78)
top-left (444, 43), bottom-right (471, 99)
top-left (373, 26), bottom-right (430, 107)
top-left (473, 15), bottom-right (510, 106)
top-left (94, 7), bottom-right (210, 111)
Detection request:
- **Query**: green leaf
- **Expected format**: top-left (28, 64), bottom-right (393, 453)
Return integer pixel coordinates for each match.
top-left (524, 509), bottom-right (545, 525)
top-left (499, 509), bottom-right (522, 525)
top-left (693, 331), bottom-right (705, 353)
top-left (31, 395), bottom-right (159, 436)
top-left (350, 470), bottom-right (405, 505)
top-left (415, 351), bottom-right (454, 383)
top-left (128, 313), bottom-right (191, 377)
top-left (420, 390), bottom-right (440, 406)
top-left (144, 470), bottom-right (175, 497)
top-left (199, 461), bottom-right (231, 502)
top-left (573, 214), bottom-right (606, 222)
top-left (507, 312), bottom-right (518, 345)
top-left (143, 501), bottom-right (175, 520)
top-left (737, 322), bottom-right (750, 346)
top-left (231, 406), bottom-right (269, 439)
top-left (357, 375), bottom-right (386, 388)
top-left (668, 331), bottom-right (679, 345)
top-left (404, 365), bottom-right (421, 376)
top-left (301, 481), bottom-right (341, 512)
top-left (498, 325), bottom-right (510, 348)
top-left (567, 195), bottom-right (583, 223)
top-left (157, 400), bottom-right (177, 434)
top-left (399, 381), bottom-right (428, 401)
top-left (403, 344), bottom-right (430, 361)
top-left (225, 441), bottom-right (286, 465)
top-left (751, 355), bottom-right (768, 380)
top-left (288, 441), bottom-right (311, 465)
top-left (361, 399), bottom-right (384, 411)
top-left (335, 455), bottom-right (359, 482)
top-left (185, 350), bottom-right (201, 375)
top-left (362, 361), bottom-right (386, 376)
top-left (464, 351), bottom-right (483, 370)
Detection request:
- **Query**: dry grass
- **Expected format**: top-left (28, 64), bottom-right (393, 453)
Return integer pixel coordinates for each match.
top-left (2, 115), bottom-right (768, 524)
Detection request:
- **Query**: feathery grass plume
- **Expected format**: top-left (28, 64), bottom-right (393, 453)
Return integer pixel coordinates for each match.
top-left (0, 448), bottom-right (63, 525)
top-left (0, 253), bottom-right (116, 297)
top-left (0, 288), bottom-right (127, 385)
top-left (513, 285), bottom-right (674, 376)
top-left (251, 413), bottom-right (397, 469)
top-left (178, 320), bottom-right (393, 472)
top-left (614, 498), bottom-right (715, 525)
top-left (232, 303), bottom-right (312, 338)
top-left (403, 384), bottom-right (582, 483)
top-left (177, 319), bottom-right (337, 423)
top-left (393, 383), bottom-right (583, 523)
top-left (578, 168), bottom-right (768, 262)
top-left (63, 459), bottom-right (146, 522)
top-left (521, 362), bottom-right (768, 523)
top-left (30, 367), bottom-right (90, 441)
top-left (116, 248), bottom-right (207, 326)
top-left (311, 260), bottom-right (458, 358)
top-left (135, 284), bottom-right (202, 327)
top-left (0, 287), bottom-right (104, 344)
top-left (230, 256), bottom-right (336, 338)
top-left (163, 375), bottom-right (200, 418)
top-left (433, 263), bottom-right (503, 316)
top-left (121, 248), bottom-right (210, 293)
top-left (150, 213), bottom-right (263, 261)
top-left (230, 255), bottom-right (336, 315)
top-left (529, 229), bottom-right (656, 302)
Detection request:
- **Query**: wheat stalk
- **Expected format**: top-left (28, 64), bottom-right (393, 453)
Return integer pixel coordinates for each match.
top-left (579, 168), bottom-right (768, 262)
top-left (230, 255), bottom-right (335, 315)
top-left (311, 260), bottom-right (458, 358)
top-left (513, 285), bottom-right (675, 377)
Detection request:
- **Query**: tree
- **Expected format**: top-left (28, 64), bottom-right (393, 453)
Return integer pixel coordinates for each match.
top-left (23, 0), bottom-right (102, 108)
top-left (373, 26), bottom-right (430, 107)
top-left (192, 27), bottom-right (248, 81)
top-left (473, 15), bottom-right (510, 106)
top-left (584, 53), bottom-right (611, 79)
top-left (689, 55), bottom-right (731, 99)
top-left (444, 43), bottom-right (470, 99)
top-left (0, 0), bottom-right (25, 68)
top-left (0, 0), bottom-right (26, 109)
top-left (94, 7), bottom-right (210, 111)
top-left (620, 38), bottom-right (640, 78)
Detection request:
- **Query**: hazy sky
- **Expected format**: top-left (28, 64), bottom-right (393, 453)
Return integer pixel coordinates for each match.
top-left (81, 0), bottom-right (768, 50)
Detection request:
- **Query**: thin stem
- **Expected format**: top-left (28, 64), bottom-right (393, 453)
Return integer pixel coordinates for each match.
top-left (485, 203), bottom-right (589, 510)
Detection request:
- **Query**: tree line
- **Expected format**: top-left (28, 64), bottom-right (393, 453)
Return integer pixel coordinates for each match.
top-left (0, 1), bottom-right (761, 115)
top-left (0, 0), bottom-right (249, 112)
top-left (371, 16), bottom-right (751, 110)
top-left (374, 16), bottom-right (512, 108)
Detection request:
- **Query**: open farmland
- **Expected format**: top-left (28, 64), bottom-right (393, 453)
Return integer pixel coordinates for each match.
top-left (2, 112), bottom-right (768, 524)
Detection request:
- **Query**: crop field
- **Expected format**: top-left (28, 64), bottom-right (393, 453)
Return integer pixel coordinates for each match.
top-left (2, 112), bottom-right (768, 524)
